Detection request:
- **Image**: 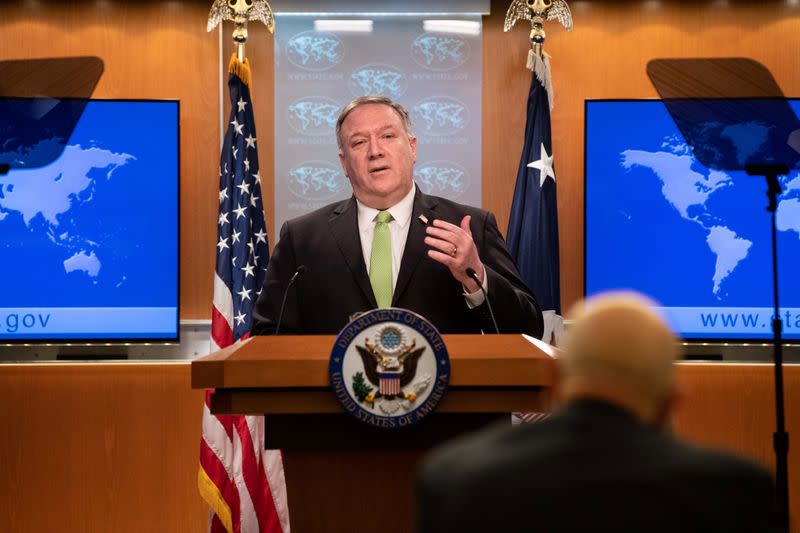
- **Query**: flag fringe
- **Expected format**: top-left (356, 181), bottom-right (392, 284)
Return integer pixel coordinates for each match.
top-left (198, 464), bottom-right (235, 533)
top-left (228, 53), bottom-right (252, 89)
top-left (527, 50), bottom-right (554, 111)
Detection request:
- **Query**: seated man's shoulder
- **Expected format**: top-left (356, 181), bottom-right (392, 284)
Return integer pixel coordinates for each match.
top-left (422, 419), bottom-right (547, 484)
top-left (666, 437), bottom-right (774, 487)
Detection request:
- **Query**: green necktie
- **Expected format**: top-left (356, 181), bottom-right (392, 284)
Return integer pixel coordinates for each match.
top-left (369, 210), bottom-right (393, 308)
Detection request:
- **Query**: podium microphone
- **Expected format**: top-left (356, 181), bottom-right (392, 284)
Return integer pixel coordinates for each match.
top-left (275, 265), bottom-right (306, 335)
top-left (466, 267), bottom-right (499, 334)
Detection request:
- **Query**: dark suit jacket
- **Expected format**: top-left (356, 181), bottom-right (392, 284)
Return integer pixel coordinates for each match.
top-left (419, 399), bottom-right (777, 532)
top-left (252, 187), bottom-right (543, 336)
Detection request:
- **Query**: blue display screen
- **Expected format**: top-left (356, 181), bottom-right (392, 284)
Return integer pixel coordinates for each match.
top-left (0, 99), bottom-right (179, 341)
top-left (585, 100), bottom-right (800, 341)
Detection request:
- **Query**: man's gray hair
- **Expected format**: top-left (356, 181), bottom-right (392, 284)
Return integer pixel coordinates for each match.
top-left (335, 95), bottom-right (415, 150)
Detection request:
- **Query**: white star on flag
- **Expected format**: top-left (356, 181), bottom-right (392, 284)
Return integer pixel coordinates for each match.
top-left (218, 188), bottom-right (228, 203)
top-left (241, 261), bottom-right (255, 278)
top-left (233, 204), bottom-right (247, 219)
top-left (234, 310), bottom-right (247, 326)
top-left (254, 228), bottom-right (267, 244)
top-left (252, 171), bottom-right (261, 185)
top-left (244, 158), bottom-right (250, 172)
top-left (237, 98), bottom-right (247, 112)
top-left (231, 229), bottom-right (241, 244)
top-left (245, 134), bottom-right (257, 149)
top-left (527, 142), bottom-right (556, 187)
top-left (237, 286), bottom-right (251, 302)
top-left (218, 212), bottom-right (229, 226)
top-left (216, 237), bottom-right (229, 251)
top-left (230, 117), bottom-right (244, 135)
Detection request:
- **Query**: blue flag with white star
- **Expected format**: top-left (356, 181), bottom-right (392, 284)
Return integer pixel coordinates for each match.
top-left (506, 54), bottom-right (562, 343)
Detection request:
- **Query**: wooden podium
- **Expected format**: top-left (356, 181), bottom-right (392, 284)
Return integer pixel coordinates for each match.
top-left (192, 334), bottom-right (555, 533)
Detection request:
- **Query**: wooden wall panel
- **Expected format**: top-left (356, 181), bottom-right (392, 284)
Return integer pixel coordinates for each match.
top-left (0, 364), bottom-right (207, 533)
top-left (675, 363), bottom-right (796, 472)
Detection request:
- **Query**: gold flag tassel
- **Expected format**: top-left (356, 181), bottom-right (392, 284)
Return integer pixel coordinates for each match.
top-left (227, 53), bottom-right (252, 89)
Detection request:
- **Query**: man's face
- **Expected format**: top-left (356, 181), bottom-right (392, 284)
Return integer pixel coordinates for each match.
top-left (338, 103), bottom-right (417, 209)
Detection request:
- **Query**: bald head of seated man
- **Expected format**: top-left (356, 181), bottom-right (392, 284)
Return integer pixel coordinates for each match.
top-left (418, 292), bottom-right (778, 533)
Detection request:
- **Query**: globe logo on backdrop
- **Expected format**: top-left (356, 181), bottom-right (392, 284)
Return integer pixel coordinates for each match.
top-left (411, 33), bottom-right (470, 71)
top-left (414, 161), bottom-right (470, 198)
top-left (285, 31), bottom-right (344, 71)
top-left (287, 161), bottom-right (347, 201)
top-left (348, 64), bottom-right (408, 99)
top-left (412, 97), bottom-right (470, 136)
top-left (287, 97), bottom-right (340, 136)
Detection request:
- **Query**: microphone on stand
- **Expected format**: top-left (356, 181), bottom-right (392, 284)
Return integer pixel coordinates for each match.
top-left (275, 265), bottom-right (306, 335)
top-left (466, 267), bottom-right (499, 334)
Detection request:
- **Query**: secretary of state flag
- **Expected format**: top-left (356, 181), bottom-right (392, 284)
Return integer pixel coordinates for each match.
top-left (506, 52), bottom-right (563, 345)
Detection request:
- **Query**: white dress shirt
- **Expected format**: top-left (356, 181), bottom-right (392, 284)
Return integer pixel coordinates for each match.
top-left (356, 183), bottom-right (486, 307)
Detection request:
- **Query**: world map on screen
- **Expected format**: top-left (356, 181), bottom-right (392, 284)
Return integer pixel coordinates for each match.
top-left (621, 139), bottom-right (800, 297)
top-left (0, 100), bottom-right (178, 309)
top-left (586, 101), bottom-right (800, 339)
top-left (0, 139), bottom-right (134, 280)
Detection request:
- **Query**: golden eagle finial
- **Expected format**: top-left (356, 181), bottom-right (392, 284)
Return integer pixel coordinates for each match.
top-left (207, 0), bottom-right (275, 61)
top-left (207, 0), bottom-right (275, 33)
top-left (504, 0), bottom-right (572, 59)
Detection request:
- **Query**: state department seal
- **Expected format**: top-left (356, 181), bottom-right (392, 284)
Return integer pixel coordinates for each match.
top-left (329, 308), bottom-right (450, 429)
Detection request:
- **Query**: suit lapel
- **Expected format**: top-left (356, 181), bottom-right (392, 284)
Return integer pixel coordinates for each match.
top-left (393, 188), bottom-right (437, 305)
top-left (329, 196), bottom-right (377, 308)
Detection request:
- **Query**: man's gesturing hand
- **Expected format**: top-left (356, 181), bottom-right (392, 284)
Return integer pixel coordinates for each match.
top-left (424, 215), bottom-right (485, 293)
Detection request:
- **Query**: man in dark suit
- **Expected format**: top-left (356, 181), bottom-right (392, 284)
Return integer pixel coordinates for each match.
top-left (418, 292), bottom-right (777, 532)
top-left (252, 95), bottom-right (542, 336)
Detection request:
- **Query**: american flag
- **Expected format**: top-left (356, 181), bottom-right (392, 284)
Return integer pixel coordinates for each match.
top-left (198, 54), bottom-right (290, 533)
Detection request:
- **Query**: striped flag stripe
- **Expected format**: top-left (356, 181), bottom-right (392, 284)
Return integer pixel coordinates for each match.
top-left (214, 272), bottom-right (235, 326)
top-left (200, 437), bottom-right (242, 532)
top-left (262, 450), bottom-right (290, 533)
top-left (236, 417), bottom-right (282, 532)
top-left (511, 412), bottom-right (551, 424)
top-left (205, 390), bottom-right (236, 445)
top-left (212, 514), bottom-right (229, 533)
top-left (212, 304), bottom-right (234, 350)
top-left (229, 426), bottom-right (259, 533)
